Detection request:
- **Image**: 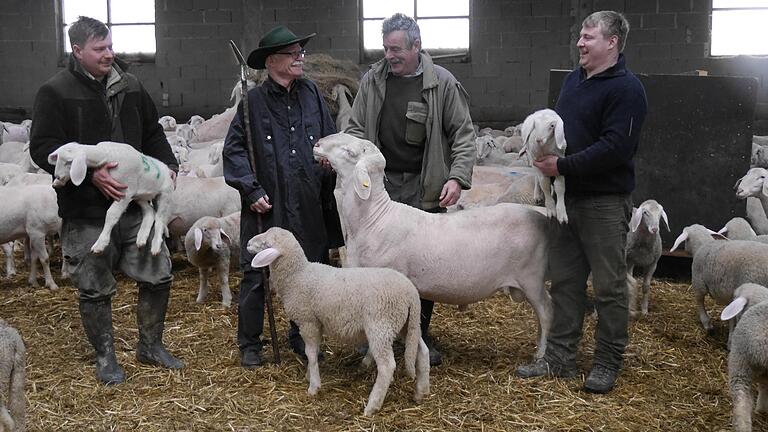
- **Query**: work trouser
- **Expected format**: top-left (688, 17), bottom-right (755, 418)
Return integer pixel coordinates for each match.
top-left (544, 194), bottom-right (632, 370)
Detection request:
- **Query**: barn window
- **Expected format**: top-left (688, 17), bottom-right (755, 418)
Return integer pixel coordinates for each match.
top-left (360, 0), bottom-right (470, 63)
top-left (58, 0), bottom-right (156, 62)
top-left (711, 0), bottom-right (768, 56)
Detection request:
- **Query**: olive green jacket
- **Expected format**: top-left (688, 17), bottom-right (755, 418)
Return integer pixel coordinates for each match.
top-left (347, 51), bottom-right (476, 209)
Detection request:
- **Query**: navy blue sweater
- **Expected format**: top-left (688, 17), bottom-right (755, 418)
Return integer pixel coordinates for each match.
top-left (555, 54), bottom-right (647, 196)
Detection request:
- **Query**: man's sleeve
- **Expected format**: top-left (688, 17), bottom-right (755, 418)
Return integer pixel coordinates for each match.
top-left (442, 81), bottom-right (476, 189)
top-left (222, 97), bottom-right (266, 206)
top-left (29, 83), bottom-right (66, 174)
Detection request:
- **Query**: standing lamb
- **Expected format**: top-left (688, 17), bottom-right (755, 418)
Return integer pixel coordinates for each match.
top-left (314, 133), bottom-right (553, 360)
top-left (625, 199), bottom-right (669, 318)
top-left (47, 141), bottom-right (174, 255)
top-left (670, 224), bottom-right (768, 334)
top-left (184, 212), bottom-right (240, 307)
top-left (519, 109), bottom-right (568, 223)
top-left (0, 319), bottom-right (25, 432)
top-left (720, 283), bottom-right (768, 432)
top-left (248, 227), bottom-right (429, 416)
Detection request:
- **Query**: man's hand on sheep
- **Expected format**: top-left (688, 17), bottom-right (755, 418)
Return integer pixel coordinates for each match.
top-left (533, 155), bottom-right (560, 177)
top-left (249, 195), bottom-right (272, 214)
top-left (439, 179), bottom-right (461, 207)
top-left (92, 162), bottom-right (127, 200)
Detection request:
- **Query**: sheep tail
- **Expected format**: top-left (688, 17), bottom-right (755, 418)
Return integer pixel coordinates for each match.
top-left (403, 299), bottom-right (421, 379)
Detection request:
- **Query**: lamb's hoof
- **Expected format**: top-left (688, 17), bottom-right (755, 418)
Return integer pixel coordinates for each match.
top-left (363, 405), bottom-right (379, 416)
top-left (221, 300), bottom-right (232, 308)
top-left (90, 244), bottom-right (106, 254)
top-left (28, 279), bottom-right (40, 289)
top-left (308, 385), bottom-right (320, 396)
top-left (46, 282), bottom-right (60, 290)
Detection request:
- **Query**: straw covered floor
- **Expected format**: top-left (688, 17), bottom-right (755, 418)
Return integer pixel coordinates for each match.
top-left (0, 248), bottom-right (763, 431)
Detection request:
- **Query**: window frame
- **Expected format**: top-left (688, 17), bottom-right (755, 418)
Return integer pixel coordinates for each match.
top-left (56, 0), bottom-right (157, 66)
top-left (358, 0), bottom-right (471, 64)
top-left (710, 1), bottom-right (768, 57)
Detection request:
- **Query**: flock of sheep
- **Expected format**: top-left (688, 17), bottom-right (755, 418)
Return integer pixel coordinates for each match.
top-left (2, 87), bottom-right (768, 426)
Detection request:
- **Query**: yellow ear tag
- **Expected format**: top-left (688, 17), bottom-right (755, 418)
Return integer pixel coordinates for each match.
top-left (362, 181), bottom-right (369, 188)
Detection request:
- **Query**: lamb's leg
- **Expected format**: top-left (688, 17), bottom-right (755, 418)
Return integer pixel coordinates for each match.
top-left (756, 377), bottom-right (768, 414)
top-left (364, 337), bottom-right (396, 416)
top-left (626, 265), bottom-right (638, 319)
top-left (524, 282), bottom-right (553, 359)
top-left (135, 200), bottom-right (156, 249)
top-left (695, 288), bottom-right (713, 334)
top-left (150, 193), bottom-right (172, 256)
top-left (2, 242), bottom-right (15, 278)
top-left (730, 351), bottom-right (753, 432)
top-left (28, 232), bottom-right (58, 290)
top-left (641, 263), bottom-right (656, 316)
top-left (195, 267), bottom-right (209, 303)
top-left (301, 324), bottom-right (323, 396)
top-left (217, 256), bottom-right (232, 308)
top-left (553, 176), bottom-right (568, 224)
top-left (413, 338), bottom-right (430, 403)
top-left (538, 173), bottom-right (557, 219)
top-left (92, 199), bottom-right (132, 254)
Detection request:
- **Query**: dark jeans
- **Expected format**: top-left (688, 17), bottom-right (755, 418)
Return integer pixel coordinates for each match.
top-left (545, 194), bottom-right (632, 370)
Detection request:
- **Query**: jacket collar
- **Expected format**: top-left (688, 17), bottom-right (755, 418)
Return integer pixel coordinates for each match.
top-left (580, 53), bottom-right (627, 81)
top-left (369, 51), bottom-right (439, 91)
top-left (68, 54), bottom-right (129, 94)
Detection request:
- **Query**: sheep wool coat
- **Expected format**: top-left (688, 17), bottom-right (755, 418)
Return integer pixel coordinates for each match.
top-left (223, 77), bottom-right (343, 267)
top-left (347, 51), bottom-right (476, 209)
top-left (29, 55), bottom-right (178, 219)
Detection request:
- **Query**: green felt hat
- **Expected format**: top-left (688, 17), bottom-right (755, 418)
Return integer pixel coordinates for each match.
top-left (246, 25), bottom-right (315, 69)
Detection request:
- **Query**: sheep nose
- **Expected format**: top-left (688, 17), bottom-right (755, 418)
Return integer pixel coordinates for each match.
top-left (650, 227), bottom-right (658, 234)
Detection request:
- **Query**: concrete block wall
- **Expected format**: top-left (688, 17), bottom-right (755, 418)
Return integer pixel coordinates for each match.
top-left (0, 0), bottom-right (766, 133)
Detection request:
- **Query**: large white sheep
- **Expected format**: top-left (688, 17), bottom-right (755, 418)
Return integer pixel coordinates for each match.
top-left (670, 224), bottom-right (768, 334)
top-left (519, 108), bottom-right (568, 224)
top-left (0, 184), bottom-right (61, 289)
top-left (0, 319), bottom-right (25, 432)
top-left (248, 227), bottom-right (429, 416)
top-left (314, 132), bottom-right (553, 360)
top-left (625, 199), bottom-right (669, 318)
top-left (720, 283), bottom-right (768, 432)
top-left (166, 176), bottom-right (241, 239)
top-left (47, 141), bottom-right (174, 255)
top-left (735, 168), bottom-right (768, 220)
top-left (0, 122), bottom-right (30, 144)
top-left (184, 212), bottom-right (240, 307)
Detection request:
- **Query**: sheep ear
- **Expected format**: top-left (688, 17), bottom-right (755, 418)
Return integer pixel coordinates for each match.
top-left (721, 296), bottom-right (747, 321)
top-left (660, 206), bottom-right (670, 231)
top-left (733, 177), bottom-right (742, 191)
top-left (353, 159), bottom-right (372, 200)
top-left (554, 117), bottom-right (567, 152)
top-left (220, 228), bottom-right (231, 243)
top-left (629, 207), bottom-right (643, 232)
top-left (70, 151), bottom-right (88, 186)
top-left (762, 175), bottom-right (768, 197)
top-left (251, 247), bottom-right (281, 268)
top-left (669, 230), bottom-right (689, 252)
top-left (194, 228), bottom-right (203, 251)
top-left (47, 150), bottom-right (59, 165)
top-left (521, 117), bottom-right (534, 149)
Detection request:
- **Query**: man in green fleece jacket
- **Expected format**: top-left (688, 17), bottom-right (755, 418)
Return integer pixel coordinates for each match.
top-left (347, 13), bottom-right (476, 366)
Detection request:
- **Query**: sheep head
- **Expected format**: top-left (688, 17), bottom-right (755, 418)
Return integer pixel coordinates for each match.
top-left (629, 199), bottom-right (669, 234)
top-left (247, 227), bottom-right (302, 268)
top-left (721, 283), bottom-right (768, 321)
top-left (314, 132), bottom-right (385, 200)
top-left (669, 224), bottom-right (726, 253)
top-left (520, 108), bottom-right (566, 159)
top-left (194, 220), bottom-right (231, 252)
top-left (48, 142), bottom-right (88, 187)
top-left (734, 167), bottom-right (768, 199)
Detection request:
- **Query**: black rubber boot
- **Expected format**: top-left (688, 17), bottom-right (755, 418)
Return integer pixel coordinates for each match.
top-left (136, 284), bottom-right (184, 369)
top-left (79, 298), bottom-right (126, 385)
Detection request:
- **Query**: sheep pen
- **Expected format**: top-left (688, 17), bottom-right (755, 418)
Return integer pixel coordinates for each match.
top-left (0, 247), bottom-right (762, 431)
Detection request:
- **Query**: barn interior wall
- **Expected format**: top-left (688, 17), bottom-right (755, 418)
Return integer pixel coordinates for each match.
top-left (0, 0), bottom-right (766, 133)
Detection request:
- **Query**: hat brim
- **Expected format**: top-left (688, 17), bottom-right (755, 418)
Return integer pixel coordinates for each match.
top-left (246, 33), bottom-right (315, 70)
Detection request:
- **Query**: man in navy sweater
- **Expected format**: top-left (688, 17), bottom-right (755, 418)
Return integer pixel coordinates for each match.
top-left (516, 10), bottom-right (647, 394)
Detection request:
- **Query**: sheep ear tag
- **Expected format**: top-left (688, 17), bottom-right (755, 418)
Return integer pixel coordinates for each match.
top-left (721, 297), bottom-right (747, 321)
top-left (251, 247), bottom-right (281, 268)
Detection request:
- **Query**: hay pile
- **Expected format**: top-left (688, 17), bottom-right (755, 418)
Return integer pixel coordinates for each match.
top-left (0, 249), bottom-right (763, 431)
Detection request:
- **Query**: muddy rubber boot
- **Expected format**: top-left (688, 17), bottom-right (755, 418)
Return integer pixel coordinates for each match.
top-left (79, 298), bottom-right (125, 385)
top-left (135, 284), bottom-right (184, 369)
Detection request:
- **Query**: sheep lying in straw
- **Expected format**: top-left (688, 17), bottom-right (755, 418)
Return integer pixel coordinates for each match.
top-left (248, 227), bottom-right (429, 416)
top-left (48, 141), bottom-right (175, 255)
top-left (0, 319), bottom-right (25, 432)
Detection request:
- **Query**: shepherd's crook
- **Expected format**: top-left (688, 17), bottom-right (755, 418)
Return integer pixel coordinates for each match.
top-left (229, 39), bottom-right (281, 365)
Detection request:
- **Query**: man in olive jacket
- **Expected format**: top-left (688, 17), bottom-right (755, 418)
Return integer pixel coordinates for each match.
top-left (347, 13), bottom-right (476, 365)
top-left (29, 16), bottom-right (182, 385)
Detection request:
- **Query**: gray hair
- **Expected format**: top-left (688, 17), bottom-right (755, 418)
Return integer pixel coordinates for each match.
top-left (582, 10), bottom-right (630, 51)
top-left (68, 16), bottom-right (109, 49)
top-left (381, 13), bottom-right (421, 48)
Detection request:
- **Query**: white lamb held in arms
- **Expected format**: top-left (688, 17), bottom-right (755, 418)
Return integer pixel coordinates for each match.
top-left (519, 108), bottom-right (568, 224)
top-left (48, 141), bottom-right (175, 255)
top-left (248, 227), bottom-right (429, 416)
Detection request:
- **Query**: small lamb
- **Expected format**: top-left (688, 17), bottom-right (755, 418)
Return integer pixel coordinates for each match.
top-left (0, 319), bottom-right (25, 432)
top-left (48, 141), bottom-right (174, 255)
top-left (625, 199), bottom-right (670, 318)
top-left (248, 227), bottom-right (430, 416)
top-left (720, 283), bottom-right (768, 432)
top-left (519, 108), bottom-right (568, 223)
top-left (184, 212), bottom-right (240, 307)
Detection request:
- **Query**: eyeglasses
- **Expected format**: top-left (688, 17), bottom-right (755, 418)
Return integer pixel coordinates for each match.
top-left (273, 49), bottom-right (306, 59)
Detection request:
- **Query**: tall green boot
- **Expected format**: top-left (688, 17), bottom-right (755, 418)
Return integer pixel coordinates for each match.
top-left (135, 284), bottom-right (184, 369)
top-left (79, 298), bottom-right (126, 385)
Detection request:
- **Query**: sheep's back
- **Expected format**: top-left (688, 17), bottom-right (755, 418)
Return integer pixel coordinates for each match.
top-left (693, 240), bottom-right (768, 303)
